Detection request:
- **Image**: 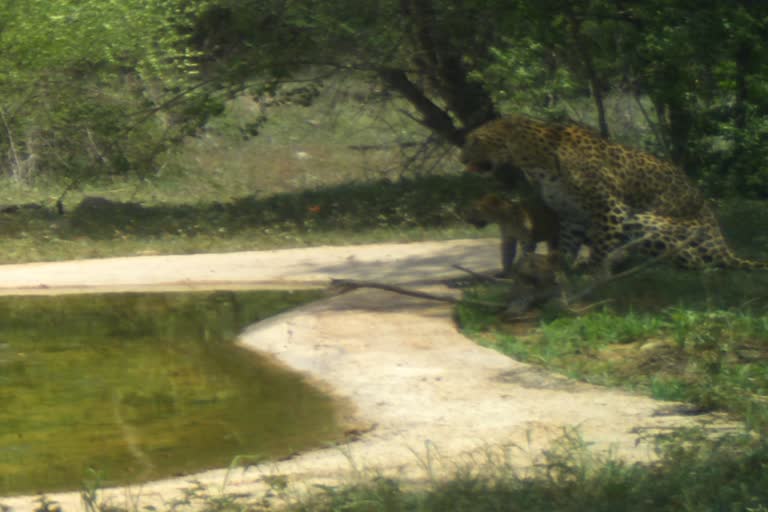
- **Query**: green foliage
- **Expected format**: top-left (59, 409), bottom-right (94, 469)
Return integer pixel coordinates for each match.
top-left (0, 0), bottom-right (212, 185)
top-left (2, 0), bottom-right (766, 197)
top-left (1, 0), bottom-right (767, 197)
top-left (698, 108), bottom-right (768, 197)
top-left (261, 0), bottom-right (768, 195)
top-left (471, 39), bottom-right (578, 116)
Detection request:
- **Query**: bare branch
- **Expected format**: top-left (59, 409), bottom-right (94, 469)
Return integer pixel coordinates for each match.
top-left (378, 67), bottom-right (464, 146)
top-left (565, 232), bottom-right (700, 303)
top-left (452, 264), bottom-right (515, 284)
top-left (329, 278), bottom-right (505, 308)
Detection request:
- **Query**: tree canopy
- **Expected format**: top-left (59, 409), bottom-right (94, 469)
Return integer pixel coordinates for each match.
top-left (1, 0), bottom-right (768, 196)
top-left (0, 0), bottom-right (208, 186)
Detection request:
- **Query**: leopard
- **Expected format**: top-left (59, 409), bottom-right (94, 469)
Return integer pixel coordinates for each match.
top-left (460, 115), bottom-right (768, 271)
top-left (466, 193), bottom-right (562, 284)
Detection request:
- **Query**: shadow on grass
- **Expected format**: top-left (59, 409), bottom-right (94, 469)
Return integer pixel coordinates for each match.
top-left (52, 174), bottom-right (495, 240)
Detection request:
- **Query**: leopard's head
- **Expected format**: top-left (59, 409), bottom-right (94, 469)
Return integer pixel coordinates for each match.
top-left (460, 128), bottom-right (503, 174)
top-left (465, 194), bottom-right (533, 239)
top-left (466, 194), bottom-right (509, 227)
top-left (460, 117), bottom-right (540, 174)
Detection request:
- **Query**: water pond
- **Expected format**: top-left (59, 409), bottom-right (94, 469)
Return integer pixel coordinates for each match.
top-left (0, 290), bottom-right (341, 496)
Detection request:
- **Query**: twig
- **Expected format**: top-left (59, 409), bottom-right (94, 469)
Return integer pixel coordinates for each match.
top-left (451, 264), bottom-right (515, 284)
top-left (566, 232), bottom-right (698, 303)
top-left (329, 278), bottom-right (505, 308)
top-left (330, 278), bottom-right (459, 303)
top-left (333, 230), bottom-right (698, 318)
top-left (565, 298), bottom-right (614, 315)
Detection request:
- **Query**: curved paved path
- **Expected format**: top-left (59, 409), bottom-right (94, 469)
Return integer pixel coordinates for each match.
top-left (0, 239), bottom-right (498, 294)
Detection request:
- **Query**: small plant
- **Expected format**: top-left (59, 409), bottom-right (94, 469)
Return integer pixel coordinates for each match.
top-left (290, 429), bottom-right (768, 512)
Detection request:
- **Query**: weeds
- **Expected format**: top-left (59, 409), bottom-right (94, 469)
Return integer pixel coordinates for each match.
top-left (9, 428), bottom-right (766, 511)
top-left (457, 200), bottom-right (768, 426)
top-left (293, 429), bottom-right (768, 512)
top-left (445, 201), bottom-right (768, 512)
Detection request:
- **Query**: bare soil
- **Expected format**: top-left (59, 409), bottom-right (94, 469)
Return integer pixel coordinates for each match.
top-left (0, 240), bottom-right (739, 511)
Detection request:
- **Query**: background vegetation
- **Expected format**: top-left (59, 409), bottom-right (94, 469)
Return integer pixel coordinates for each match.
top-left (0, 0), bottom-right (766, 261)
top-left (1, 2), bottom-right (768, 511)
top-left (1, 1), bottom-right (768, 198)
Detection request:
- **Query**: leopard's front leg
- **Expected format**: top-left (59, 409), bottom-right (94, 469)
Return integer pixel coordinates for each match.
top-left (562, 167), bottom-right (631, 270)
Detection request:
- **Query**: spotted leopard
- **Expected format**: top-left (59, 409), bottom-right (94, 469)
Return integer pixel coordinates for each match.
top-left (461, 115), bottom-right (767, 270)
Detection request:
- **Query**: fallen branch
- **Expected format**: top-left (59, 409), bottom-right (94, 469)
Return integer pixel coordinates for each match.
top-left (330, 232), bottom-right (692, 319)
top-left (566, 231), bottom-right (700, 303)
top-left (451, 264), bottom-right (515, 284)
top-left (329, 278), bottom-right (505, 308)
top-left (330, 278), bottom-right (458, 303)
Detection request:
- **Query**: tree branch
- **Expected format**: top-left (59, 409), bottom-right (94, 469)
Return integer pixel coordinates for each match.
top-left (329, 278), bottom-right (505, 308)
top-left (378, 68), bottom-right (464, 146)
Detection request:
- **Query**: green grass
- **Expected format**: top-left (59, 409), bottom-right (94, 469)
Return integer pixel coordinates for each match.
top-left (288, 430), bottom-right (768, 512)
top-left (0, 173), bottom-right (496, 263)
top-left (458, 264), bottom-right (768, 428)
top-left (20, 428), bottom-right (768, 512)
top-left (421, 201), bottom-right (768, 512)
top-left (462, 303), bottom-right (768, 425)
top-left (0, 82), bottom-right (486, 263)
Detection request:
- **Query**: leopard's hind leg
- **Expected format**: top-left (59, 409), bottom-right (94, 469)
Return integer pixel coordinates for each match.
top-left (617, 213), bottom-right (723, 270)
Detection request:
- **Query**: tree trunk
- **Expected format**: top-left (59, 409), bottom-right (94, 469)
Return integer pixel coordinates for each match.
top-left (392, 0), bottom-right (498, 145)
top-left (733, 42), bottom-right (752, 132)
top-left (665, 97), bottom-right (694, 172)
top-left (378, 68), bottom-right (464, 146)
top-left (568, 15), bottom-right (609, 138)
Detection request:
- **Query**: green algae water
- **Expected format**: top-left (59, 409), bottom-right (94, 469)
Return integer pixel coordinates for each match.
top-left (0, 290), bottom-right (340, 496)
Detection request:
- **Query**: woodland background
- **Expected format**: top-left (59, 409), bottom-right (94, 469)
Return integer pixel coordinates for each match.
top-left (1, 1), bottom-right (766, 198)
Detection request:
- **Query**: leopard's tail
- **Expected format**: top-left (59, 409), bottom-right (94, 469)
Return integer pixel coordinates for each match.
top-left (720, 252), bottom-right (768, 270)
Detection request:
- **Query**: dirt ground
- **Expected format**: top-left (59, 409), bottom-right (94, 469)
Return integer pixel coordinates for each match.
top-left (0, 240), bottom-right (740, 511)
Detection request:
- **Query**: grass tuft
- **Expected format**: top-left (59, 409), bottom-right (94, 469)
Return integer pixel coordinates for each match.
top-left (293, 429), bottom-right (768, 512)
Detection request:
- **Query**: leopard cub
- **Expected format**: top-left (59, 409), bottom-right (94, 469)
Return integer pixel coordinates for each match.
top-left (466, 193), bottom-right (562, 284)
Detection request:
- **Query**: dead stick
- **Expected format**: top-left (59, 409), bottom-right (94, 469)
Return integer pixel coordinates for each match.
top-left (329, 278), bottom-right (505, 308)
top-left (451, 264), bottom-right (515, 284)
top-left (566, 232), bottom-right (697, 303)
top-left (330, 278), bottom-right (459, 303)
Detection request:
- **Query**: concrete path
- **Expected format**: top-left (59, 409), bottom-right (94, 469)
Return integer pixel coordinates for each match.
top-left (0, 239), bottom-right (498, 294)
